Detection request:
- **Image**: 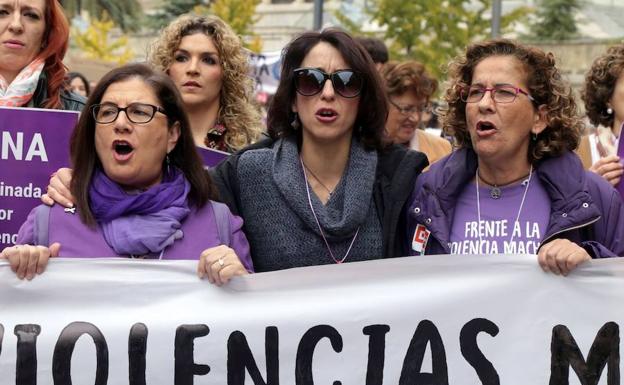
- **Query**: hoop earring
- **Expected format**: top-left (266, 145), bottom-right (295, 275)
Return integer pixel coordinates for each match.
top-left (291, 113), bottom-right (300, 130)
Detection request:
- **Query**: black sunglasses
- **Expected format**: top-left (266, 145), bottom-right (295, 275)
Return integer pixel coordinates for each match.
top-left (293, 68), bottom-right (364, 98)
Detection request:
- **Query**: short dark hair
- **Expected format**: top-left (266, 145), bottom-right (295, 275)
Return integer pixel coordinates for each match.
top-left (267, 28), bottom-right (388, 151)
top-left (70, 63), bottom-right (216, 225)
top-left (356, 36), bottom-right (389, 64)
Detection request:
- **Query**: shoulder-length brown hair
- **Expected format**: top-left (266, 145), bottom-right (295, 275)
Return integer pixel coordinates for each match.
top-left (267, 28), bottom-right (387, 151)
top-left (148, 13), bottom-right (262, 151)
top-left (582, 44), bottom-right (624, 129)
top-left (442, 39), bottom-right (583, 163)
top-left (70, 64), bottom-right (216, 225)
top-left (37, 0), bottom-right (70, 109)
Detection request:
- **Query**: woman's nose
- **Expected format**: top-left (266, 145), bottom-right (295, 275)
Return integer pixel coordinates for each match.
top-left (186, 58), bottom-right (200, 75)
top-left (113, 110), bottom-right (133, 132)
top-left (8, 12), bottom-right (24, 33)
top-left (477, 90), bottom-right (496, 112)
top-left (319, 79), bottom-right (336, 100)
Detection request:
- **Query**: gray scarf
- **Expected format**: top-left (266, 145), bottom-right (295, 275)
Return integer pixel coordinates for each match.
top-left (273, 137), bottom-right (376, 237)
top-left (237, 137), bottom-right (383, 272)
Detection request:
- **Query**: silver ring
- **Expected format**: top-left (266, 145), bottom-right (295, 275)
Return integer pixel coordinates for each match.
top-left (218, 257), bottom-right (224, 267)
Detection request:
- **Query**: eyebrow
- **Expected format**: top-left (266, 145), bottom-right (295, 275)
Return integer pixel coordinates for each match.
top-left (304, 67), bottom-right (352, 73)
top-left (0, 3), bottom-right (43, 12)
top-left (470, 82), bottom-right (515, 87)
top-left (175, 48), bottom-right (220, 57)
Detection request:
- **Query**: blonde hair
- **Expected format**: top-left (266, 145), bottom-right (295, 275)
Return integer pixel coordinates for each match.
top-left (148, 14), bottom-right (262, 151)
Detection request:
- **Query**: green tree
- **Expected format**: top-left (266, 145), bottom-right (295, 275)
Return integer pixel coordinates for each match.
top-left (60, 0), bottom-right (142, 32)
top-left (529, 0), bottom-right (582, 41)
top-left (147, 0), bottom-right (208, 30)
top-left (195, 0), bottom-right (263, 52)
top-left (340, 0), bottom-right (529, 80)
top-left (72, 14), bottom-right (134, 65)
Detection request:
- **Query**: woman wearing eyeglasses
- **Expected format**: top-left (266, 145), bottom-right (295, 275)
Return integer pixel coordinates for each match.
top-left (211, 28), bottom-right (428, 272)
top-left (382, 61), bottom-right (451, 166)
top-left (406, 39), bottom-right (624, 275)
top-left (1, 64), bottom-right (252, 284)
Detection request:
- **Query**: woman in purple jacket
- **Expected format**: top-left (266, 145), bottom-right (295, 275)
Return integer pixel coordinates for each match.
top-left (0, 64), bottom-right (252, 284)
top-left (407, 39), bottom-right (624, 275)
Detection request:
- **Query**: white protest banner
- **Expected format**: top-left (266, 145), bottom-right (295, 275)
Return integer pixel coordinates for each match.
top-left (0, 254), bottom-right (621, 384)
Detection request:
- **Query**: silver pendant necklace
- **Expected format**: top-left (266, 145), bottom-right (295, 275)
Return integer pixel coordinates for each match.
top-left (490, 186), bottom-right (502, 200)
top-left (300, 156), bottom-right (359, 264)
top-left (475, 165), bottom-right (533, 247)
top-left (477, 169), bottom-right (531, 199)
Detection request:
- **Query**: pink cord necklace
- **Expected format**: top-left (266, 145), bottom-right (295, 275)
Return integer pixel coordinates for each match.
top-left (300, 156), bottom-right (360, 264)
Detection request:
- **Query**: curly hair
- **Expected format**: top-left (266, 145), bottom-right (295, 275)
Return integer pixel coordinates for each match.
top-left (442, 39), bottom-right (583, 163)
top-left (381, 60), bottom-right (438, 100)
top-left (267, 28), bottom-right (388, 151)
top-left (37, 0), bottom-right (70, 109)
top-left (582, 44), bottom-right (624, 129)
top-left (148, 14), bottom-right (262, 151)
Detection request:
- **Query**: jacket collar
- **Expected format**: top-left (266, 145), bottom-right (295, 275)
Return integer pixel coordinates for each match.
top-left (535, 151), bottom-right (601, 241)
top-left (31, 71), bottom-right (48, 107)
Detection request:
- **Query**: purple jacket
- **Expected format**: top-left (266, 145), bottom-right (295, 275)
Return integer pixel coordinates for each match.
top-left (17, 201), bottom-right (253, 271)
top-left (406, 148), bottom-right (624, 259)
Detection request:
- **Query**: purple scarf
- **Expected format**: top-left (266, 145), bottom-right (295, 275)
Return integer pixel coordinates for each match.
top-left (89, 169), bottom-right (191, 255)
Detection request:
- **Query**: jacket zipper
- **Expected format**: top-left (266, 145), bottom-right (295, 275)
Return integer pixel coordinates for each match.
top-left (540, 216), bottom-right (600, 245)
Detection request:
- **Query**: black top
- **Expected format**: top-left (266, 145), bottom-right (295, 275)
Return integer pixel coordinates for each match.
top-left (32, 73), bottom-right (86, 111)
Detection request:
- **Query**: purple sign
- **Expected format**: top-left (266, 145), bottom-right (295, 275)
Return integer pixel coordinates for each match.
top-left (0, 107), bottom-right (78, 249)
top-left (196, 146), bottom-right (229, 168)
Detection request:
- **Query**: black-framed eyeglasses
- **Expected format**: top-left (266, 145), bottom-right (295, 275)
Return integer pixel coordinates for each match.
top-left (293, 67), bottom-right (364, 98)
top-left (388, 99), bottom-right (431, 116)
top-left (460, 85), bottom-right (535, 104)
top-left (91, 102), bottom-right (167, 124)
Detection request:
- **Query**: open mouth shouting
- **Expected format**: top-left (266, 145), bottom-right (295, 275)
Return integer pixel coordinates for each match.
top-left (112, 140), bottom-right (134, 162)
top-left (475, 121), bottom-right (498, 137)
top-left (315, 108), bottom-right (338, 123)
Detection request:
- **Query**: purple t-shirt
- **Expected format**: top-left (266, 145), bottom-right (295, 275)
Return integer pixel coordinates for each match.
top-left (449, 176), bottom-right (551, 254)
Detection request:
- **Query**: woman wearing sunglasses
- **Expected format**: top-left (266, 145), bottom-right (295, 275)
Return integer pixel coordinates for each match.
top-left (406, 39), bottom-right (624, 275)
top-left (211, 28), bottom-right (428, 272)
